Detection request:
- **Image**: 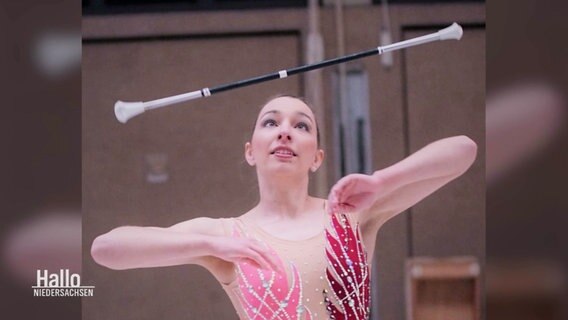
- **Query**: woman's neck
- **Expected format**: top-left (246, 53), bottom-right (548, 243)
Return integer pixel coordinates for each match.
top-left (255, 173), bottom-right (311, 219)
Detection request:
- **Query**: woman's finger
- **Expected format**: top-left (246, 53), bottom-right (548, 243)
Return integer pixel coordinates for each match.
top-left (327, 192), bottom-right (337, 214)
top-left (238, 257), bottom-right (263, 269)
top-left (335, 178), bottom-right (355, 203)
top-left (249, 241), bottom-right (280, 271)
top-left (245, 248), bottom-right (272, 271)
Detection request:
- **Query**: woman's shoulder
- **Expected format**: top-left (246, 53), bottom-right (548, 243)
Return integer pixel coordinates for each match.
top-left (167, 216), bottom-right (237, 237)
top-left (235, 205), bottom-right (266, 224)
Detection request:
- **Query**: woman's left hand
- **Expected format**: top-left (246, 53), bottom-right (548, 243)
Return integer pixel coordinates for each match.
top-left (327, 173), bottom-right (385, 215)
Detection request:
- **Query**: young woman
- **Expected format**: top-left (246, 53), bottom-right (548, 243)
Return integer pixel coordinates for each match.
top-left (91, 95), bottom-right (477, 320)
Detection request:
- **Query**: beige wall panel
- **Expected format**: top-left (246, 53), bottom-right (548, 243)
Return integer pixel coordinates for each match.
top-left (83, 34), bottom-right (301, 320)
top-left (404, 27), bottom-right (485, 260)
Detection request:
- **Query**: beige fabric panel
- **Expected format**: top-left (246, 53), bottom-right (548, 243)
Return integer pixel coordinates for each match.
top-left (83, 34), bottom-right (301, 320)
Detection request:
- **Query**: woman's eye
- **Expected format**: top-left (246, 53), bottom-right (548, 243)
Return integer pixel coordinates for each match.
top-left (296, 122), bottom-right (310, 131)
top-left (262, 119), bottom-right (277, 127)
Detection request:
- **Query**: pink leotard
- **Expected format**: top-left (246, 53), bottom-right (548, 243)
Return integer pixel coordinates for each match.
top-left (219, 212), bottom-right (371, 320)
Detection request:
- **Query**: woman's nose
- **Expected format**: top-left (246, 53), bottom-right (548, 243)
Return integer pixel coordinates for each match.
top-left (278, 122), bottom-right (292, 141)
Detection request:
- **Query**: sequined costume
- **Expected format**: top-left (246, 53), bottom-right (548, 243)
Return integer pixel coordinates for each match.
top-left (219, 212), bottom-right (371, 320)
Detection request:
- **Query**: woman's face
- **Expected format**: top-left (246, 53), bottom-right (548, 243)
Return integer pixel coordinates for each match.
top-left (245, 97), bottom-right (324, 176)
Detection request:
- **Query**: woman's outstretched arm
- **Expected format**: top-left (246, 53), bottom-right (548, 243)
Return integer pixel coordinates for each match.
top-left (327, 135), bottom-right (478, 229)
top-left (91, 217), bottom-right (278, 271)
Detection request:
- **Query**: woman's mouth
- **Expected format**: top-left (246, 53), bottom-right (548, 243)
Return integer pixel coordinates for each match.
top-left (270, 147), bottom-right (297, 158)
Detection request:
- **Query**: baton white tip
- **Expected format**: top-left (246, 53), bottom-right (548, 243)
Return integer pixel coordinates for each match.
top-left (438, 22), bottom-right (463, 41)
top-left (114, 101), bottom-right (145, 123)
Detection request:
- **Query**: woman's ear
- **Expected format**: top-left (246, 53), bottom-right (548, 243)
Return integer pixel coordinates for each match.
top-left (311, 149), bottom-right (325, 172)
top-left (245, 142), bottom-right (255, 166)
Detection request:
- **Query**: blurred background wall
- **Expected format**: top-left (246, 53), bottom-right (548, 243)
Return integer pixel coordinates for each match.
top-left (82, 1), bottom-right (485, 319)
top-left (1, 1), bottom-right (82, 320)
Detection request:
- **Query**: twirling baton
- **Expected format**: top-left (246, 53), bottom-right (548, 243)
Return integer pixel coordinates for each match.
top-left (114, 22), bottom-right (463, 123)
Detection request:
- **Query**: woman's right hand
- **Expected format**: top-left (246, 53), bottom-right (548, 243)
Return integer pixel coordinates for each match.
top-left (90, 218), bottom-right (282, 272)
top-left (207, 236), bottom-right (280, 272)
